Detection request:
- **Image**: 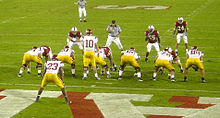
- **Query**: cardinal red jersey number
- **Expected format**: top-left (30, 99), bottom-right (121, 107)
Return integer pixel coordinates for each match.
top-left (47, 63), bottom-right (58, 70)
top-left (85, 40), bottom-right (94, 48)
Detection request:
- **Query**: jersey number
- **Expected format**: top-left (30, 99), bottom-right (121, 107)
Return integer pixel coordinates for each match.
top-left (86, 40), bottom-right (94, 48)
top-left (47, 63), bottom-right (58, 70)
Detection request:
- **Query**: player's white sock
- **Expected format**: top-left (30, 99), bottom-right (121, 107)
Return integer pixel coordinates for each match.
top-left (137, 72), bottom-right (141, 78)
top-left (186, 49), bottom-right (188, 52)
top-left (171, 74), bottom-right (175, 79)
top-left (153, 72), bottom-right (157, 78)
top-left (95, 73), bottom-right (98, 78)
top-left (27, 68), bottom-right (31, 72)
top-left (175, 49), bottom-right (178, 52)
top-left (86, 70), bottom-right (89, 75)
top-left (38, 70), bottom-right (41, 74)
top-left (19, 70), bottom-right (23, 74)
top-left (106, 71), bottom-right (110, 75)
top-left (119, 70), bottom-right (123, 76)
top-left (114, 64), bottom-right (117, 68)
top-left (83, 73), bottom-right (87, 77)
top-left (71, 69), bottom-right (75, 74)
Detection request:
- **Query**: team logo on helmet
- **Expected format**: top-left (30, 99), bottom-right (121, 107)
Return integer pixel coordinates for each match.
top-left (148, 25), bottom-right (155, 32)
top-left (71, 27), bottom-right (78, 32)
top-left (178, 17), bottom-right (184, 24)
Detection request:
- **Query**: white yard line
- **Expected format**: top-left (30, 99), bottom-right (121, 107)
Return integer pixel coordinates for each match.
top-left (0, 83), bottom-right (220, 93)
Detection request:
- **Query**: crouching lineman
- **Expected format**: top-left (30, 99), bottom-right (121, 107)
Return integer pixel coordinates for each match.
top-left (118, 48), bottom-right (143, 81)
top-left (18, 47), bottom-right (42, 77)
top-left (184, 46), bottom-right (206, 83)
top-left (153, 48), bottom-right (176, 82)
top-left (35, 55), bottom-right (71, 104)
top-left (94, 48), bottom-right (111, 78)
top-left (67, 27), bottom-right (84, 54)
top-left (57, 46), bottom-right (76, 77)
top-left (81, 29), bottom-right (101, 80)
top-left (99, 46), bottom-right (117, 71)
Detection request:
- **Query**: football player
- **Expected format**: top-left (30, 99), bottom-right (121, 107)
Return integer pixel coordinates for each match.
top-left (172, 17), bottom-right (188, 54)
top-left (57, 46), bottom-right (76, 77)
top-left (105, 20), bottom-right (123, 51)
top-left (145, 25), bottom-right (160, 62)
top-left (81, 29), bottom-right (100, 80)
top-left (94, 49), bottom-right (111, 78)
top-left (153, 48), bottom-right (176, 82)
top-left (35, 55), bottom-right (71, 104)
top-left (67, 27), bottom-right (84, 54)
top-left (18, 47), bottom-right (43, 77)
top-left (168, 47), bottom-right (184, 73)
top-left (184, 46), bottom-right (206, 83)
top-left (99, 46), bottom-right (117, 71)
top-left (118, 48), bottom-right (143, 81)
top-left (74, 0), bottom-right (87, 22)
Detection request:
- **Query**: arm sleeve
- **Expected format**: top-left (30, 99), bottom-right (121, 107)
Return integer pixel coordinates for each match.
top-left (118, 25), bottom-right (122, 32)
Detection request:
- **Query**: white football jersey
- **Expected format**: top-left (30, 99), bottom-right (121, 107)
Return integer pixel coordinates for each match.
top-left (24, 49), bottom-right (41, 56)
top-left (45, 61), bottom-right (64, 74)
top-left (187, 49), bottom-right (204, 58)
top-left (58, 48), bottom-right (74, 57)
top-left (83, 35), bottom-right (98, 51)
top-left (95, 49), bottom-right (106, 59)
top-left (122, 50), bottom-right (140, 60)
top-left (157, 51), bottom-right (173, 61)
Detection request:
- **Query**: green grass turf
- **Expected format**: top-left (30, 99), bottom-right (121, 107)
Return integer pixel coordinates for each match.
top-left (1, 0), bottom-right (220, 117)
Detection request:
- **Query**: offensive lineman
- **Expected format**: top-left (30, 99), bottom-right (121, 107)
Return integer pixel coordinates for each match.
top-left (57, 46), bottom-right (76, 77)
top-left (18, 47), bottom-right (42, 77)
top-left (184, 46), bottom-right (206, 83)
top-left (118, 48), bottom-right (143, 81)
top-left (35, 55), bottom-right (71, 104)
top-left (145, 25), bottom-right (161, 62)
top-left (153, 48), bottom-right (176, 82)
top-left (172, 17), bottom-right (188, 54)
top-left (67, 27), bottom-right (84, 54)
top-left (74, 0), bottom-right (87, 22)
top-left (81, 29), bottom-right (101, 80)
top-left (106, 20), bottom-right (123, 51)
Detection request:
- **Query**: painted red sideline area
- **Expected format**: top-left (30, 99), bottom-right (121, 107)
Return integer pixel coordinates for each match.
top-left (59, 92), bottom-right (104, 118)
top-left (0, 89), bottom-right (6, 100)
top-left (169, 96), bottom-right (215, 109)
top-left (147, 115), bottom-right (183, 118)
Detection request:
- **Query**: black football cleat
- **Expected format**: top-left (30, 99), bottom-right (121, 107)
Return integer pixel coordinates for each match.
top-left (145, 57), bottom-right (148, 62)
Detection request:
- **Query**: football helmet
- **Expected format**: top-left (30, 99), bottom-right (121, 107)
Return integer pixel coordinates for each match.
top-left (86, 29), bottom-right (92, 35)
top-left (71, 27), bottom-right (78, 32)
top-left (148, 25), bottom-right (155, 32)
top-left (178, 17), bottom-right (184, 24)
top-left (191, 46), bottom-right (198, 50)
top-left (129, 47), bottom-right (135, 51)
top-left (52, 55), bottom-right (58, 60)
top-left (64, 46), bottom-right (69, 49)
top-left (166, 47), bottom-right (172, 53)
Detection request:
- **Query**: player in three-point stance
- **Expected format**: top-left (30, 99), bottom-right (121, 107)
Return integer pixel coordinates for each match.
top-left (145, 25), bottom-right (161, 62)
top-left (152, 48), bottom-right (176, 82)
top-left (66, 27), bottom-right (84, 54)
top-left (18, 47), bottom-right (43, 77)
top-left (172, 17), bottom-right (188, 54)
top-left (81, 29), bottom-right (101, 80)
top-left (74, 0), bottom-right (87, 22)
top-left (118, 47), bottom-right (143, 82)
top-left (105, 20), bottom-right (123, 51)
top-left (57, 46), bottom-right (76, 77)
top-left (35, 55), bottom-right (71, 104)
top-left (184, 46), bottom-right (206, 83)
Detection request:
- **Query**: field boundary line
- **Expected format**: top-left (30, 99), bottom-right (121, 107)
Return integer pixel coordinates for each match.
top-left (0, 83), bottom-right (220, 93)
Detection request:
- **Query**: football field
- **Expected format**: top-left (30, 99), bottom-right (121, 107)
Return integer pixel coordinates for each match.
top-left (0, 0), bottom-right (220, 117)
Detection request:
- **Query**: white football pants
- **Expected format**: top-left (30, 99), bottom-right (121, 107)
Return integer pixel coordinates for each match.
top-left (79, 8), bottom-right (86, 19)
top-left (105, 36), bottom-right (123, 50)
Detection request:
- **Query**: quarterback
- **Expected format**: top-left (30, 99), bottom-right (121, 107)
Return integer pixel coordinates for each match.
top-left (35, 55), bottom-right (71, 104)
top-left (145, 25), bottom-right (160, 62)
top-left (118, 48), bottom-right (143, 81)
top-left (184, 46), bottom-right (206, 83)
top-left (18, 47), bottom-right (43, 77)
top-left (172, 17), bottom-right (188, 54)
top-left (57, 46), bottom-right (76, 77)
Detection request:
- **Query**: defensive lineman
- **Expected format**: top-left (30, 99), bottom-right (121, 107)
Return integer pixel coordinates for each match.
top-left (172, 17), bottom-right (188, 54)
top-left (145, 25), bottom-right (161, 62)
top-left (106, 20), bottom-right (123, 51)
top-left (74, 0), bottom-right (87, 22)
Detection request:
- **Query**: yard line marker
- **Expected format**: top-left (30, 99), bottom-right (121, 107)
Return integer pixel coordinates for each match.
top-left (0, 83), bottom-right (220, 93)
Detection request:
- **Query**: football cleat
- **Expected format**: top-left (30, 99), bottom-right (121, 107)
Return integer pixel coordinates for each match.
top-left (202, 80), bottom-right (206, 83)
top-left (180, 69), bottom-right (184, 73)
top-left (82, 77), bottom-right (87, 80)
top-left (95, 77), bottom-right (101, 80)
top-left (35, 96), bottom-right (40, 102)
top-left (107, 74), bottom-right (111, 78)
top-left (110, 67), bottom-right (113, 71)
top-left (152, 77), bottom-right (157, 81)
top-left (72, 74), bottom-right (75, 78)
top-left (118, 76), bottom-right (122, 80)
top-left (184, 78), bottom-right (187, 82)
top-left (145, 57), bottom-right (148, 62)
top-left (80, 20), bottom-right (82, 22)
top-left (114, 66), bottom-right (118, 71)
top-left (27, 71), bottom-right (31, 74)
top-left (38, 73), bottom-right (42, 77)
top-left (84, 20), bottom-right (87, 22)
top-left (18, 74), bottom-right (22, 78)
top-left (171, 78), bottom-right (176, 82)
top-left (138, 78), bottom-right (143, 82)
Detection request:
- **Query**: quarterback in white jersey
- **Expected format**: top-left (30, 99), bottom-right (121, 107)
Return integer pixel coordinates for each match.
top-left (153, 48), bottom-right (176, 82)
top-left (80, 29), bottom-right (100, 80)
top-left (184, 46), bottom-right (206, 83)
top-left (18, 47), bottom-right (43, 77)
top-left (35, 55), bottom-right (71, 104)
top-left (57, 46), bottom-right (76, 77)
top-left (119, 48), bottom-right (143, 81)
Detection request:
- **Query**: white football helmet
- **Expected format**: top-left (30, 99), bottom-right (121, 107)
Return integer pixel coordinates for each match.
top-left (178, 17), bottom-right (184, 23)
top-left (71, 27), bottom-right (78, 31)
top-left (148, 25), bottom-right (155, 32)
